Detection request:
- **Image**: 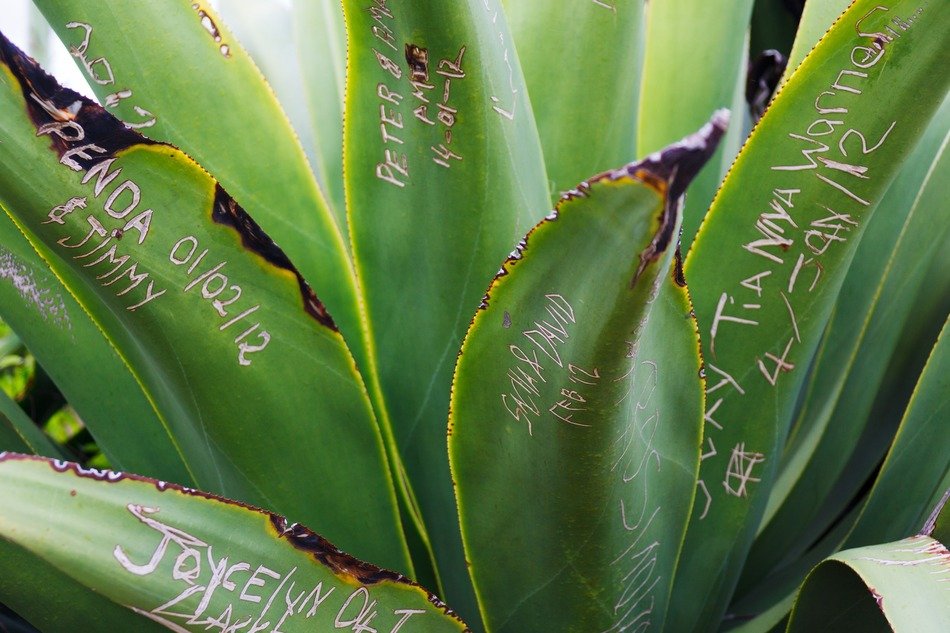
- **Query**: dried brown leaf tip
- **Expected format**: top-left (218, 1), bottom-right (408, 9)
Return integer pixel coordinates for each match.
top-left (627, 109), bottom-right (731, 284)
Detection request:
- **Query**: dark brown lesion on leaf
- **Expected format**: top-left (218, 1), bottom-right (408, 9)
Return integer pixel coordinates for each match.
top-left (0, 31), bottom-right (155, 165)
top-left (211, 187), bottom-right (337, 330)
top-left (405, 44), bottom-right (430, 82)
top-left (0, 30), bottom-right (338, 332)
top-left (476, 111), bottom-right (728, 312)
top-left (672, 246), bottom-right (687, 287)
top-left (270, 514), bottom-right (402, 584)
top-left (270, 515), bottom-right (469, 627)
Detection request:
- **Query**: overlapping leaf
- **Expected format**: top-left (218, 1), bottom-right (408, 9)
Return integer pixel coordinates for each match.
top-left (787, 493), bottom-right (950, 632)
top-left (0, 453), bottom-right (467, 633)
top-left (846, 317), bottom-right (950, 548)
top-left (293, 0), bottom-right (348, 223)
top-left (33, 0), bottom-right (363, 350)
top-left (451, 114), bottom-right (727, 631)
top-left (503, 0), bottom-right (644, 197)
top-left (669, 1), bottom-right (950, 628)
top-left (342, 0), bottom-right (549, 621)
top-left (638, 0), bottom-right (755, 242)
top-left (740, 95), bottom-right (950, 591)
top-left (0, 33), bottom-right (408, 572)
top-left (0, 209), bottom-right (188, 481)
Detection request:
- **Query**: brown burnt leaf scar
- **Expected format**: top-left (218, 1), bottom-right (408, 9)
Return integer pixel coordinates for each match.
top-left (561, 109), bottom-right (729, 286)
top-left (211, 187), bottom-right (338, 330)
top-left (0, 33), bottom-right (336, 330)
top-left (477, 111), bottom-right (728, 311)
top-left (0, 452), bottom-right (467, 625)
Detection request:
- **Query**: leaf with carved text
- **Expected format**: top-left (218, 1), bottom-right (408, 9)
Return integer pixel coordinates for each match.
top-left (0, 453), bottom-right (468, 633)
top-left (0, 33), bottom-right (409, 573)
top-left (450, 113), bottom-right (727, 631)
top-left (343, 0), bottom-right (550, 622)
top-left (739, 94), bottom-right (950, 593)
top-left (786, 492), bottom-right (950, 632)
top-left (32, 0), bottom-right (365, 357)
top-left (669, 1), bottom-right (950, 629)
top-left (503, 0), bottom-right (645, 198)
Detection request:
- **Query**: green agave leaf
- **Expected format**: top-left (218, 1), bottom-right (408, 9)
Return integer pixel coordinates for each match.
top-left (32, 0), bottom-right (363, 349)
top-left (783, 0), bottom-right (852, 84)
top-left (503, 0), bottom-right (645, 197)
top-left (0, 379), bottom-right (61, 457)
top-left (740, 94), bottom-right (950, 591)
top-left (293, 0), bottom-right (348, 223)
top-left (450, 114), bottom-right (727, 631)
top-left (211, 0), bottom-right (327, 220)
top-left (0, 211), bottom-right (190, 482)
top-left (0, 34), bottom-right (409, 573)
top-left (0, 453), bottom-right (468, 633)
top-left (343, 0), bottom-right (549, 620)
top-left (846, 316), bottom-right (950, 548)
top-left (670, 0), bottom-right (950, 628)
top-left (786, 493), bottom-right (950, 632)
top-left (214, 0), bottom-right (348, 230)
top-left (723, 501), bottom-right (864, 631)
top-left (637, 0), bottom-right (755, 243)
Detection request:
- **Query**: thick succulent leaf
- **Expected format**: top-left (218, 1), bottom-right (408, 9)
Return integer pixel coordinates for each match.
top-left (741, 94), bottom-right (950, 590)
top-left (723, 502), bottom-right (863, 631)
top-left (0, 211), bottom-right (189, 482)
top-left (0, 381), bottom-right (61, 457)
top-left (786, 494), bottom-right (950, 632)
top-left (450, 115), bottom-right (726, 631)
top-left (211, 1), bottom-right (328, 221)
top-left (637, 0), bottom-right (755, 243)
top-left (343, 0), bottom-right (549, 619)
top-left (783, 0), bottom-right (852, 84)
top-left (32, 0), bottom-right (363, 349)
top-left (845, 316), bottom-right (950, 548)
top-left (503, 0), bottom-right (644, 197)
top-left (293, 0), bottom-right (348, 222)
top-left (0, 453), bottom-right (468, 632)
top-left (670, 1), bottom-right (950, 628)
top-left (0, 34), bottom-right (410, 573)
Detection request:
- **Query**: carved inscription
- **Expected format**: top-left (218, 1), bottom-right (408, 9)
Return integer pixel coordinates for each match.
top-left (500, 294), bottom-right (577, 435)
top-left (112, 504), bottom-right (426, 632)
top-left (495, 290), bottom-right (670, 629)
top-left (367, 1), bottom-right (515, 186)
top-left (34, 103), bottom-right (269, 365)
top-left (696, 3), bottom-right (925, 514)
top-left (64, 22), bottom-right (156, 128)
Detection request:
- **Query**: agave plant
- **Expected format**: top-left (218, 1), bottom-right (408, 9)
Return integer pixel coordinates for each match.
top-left (0, 0), bottom-right (947, 631)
